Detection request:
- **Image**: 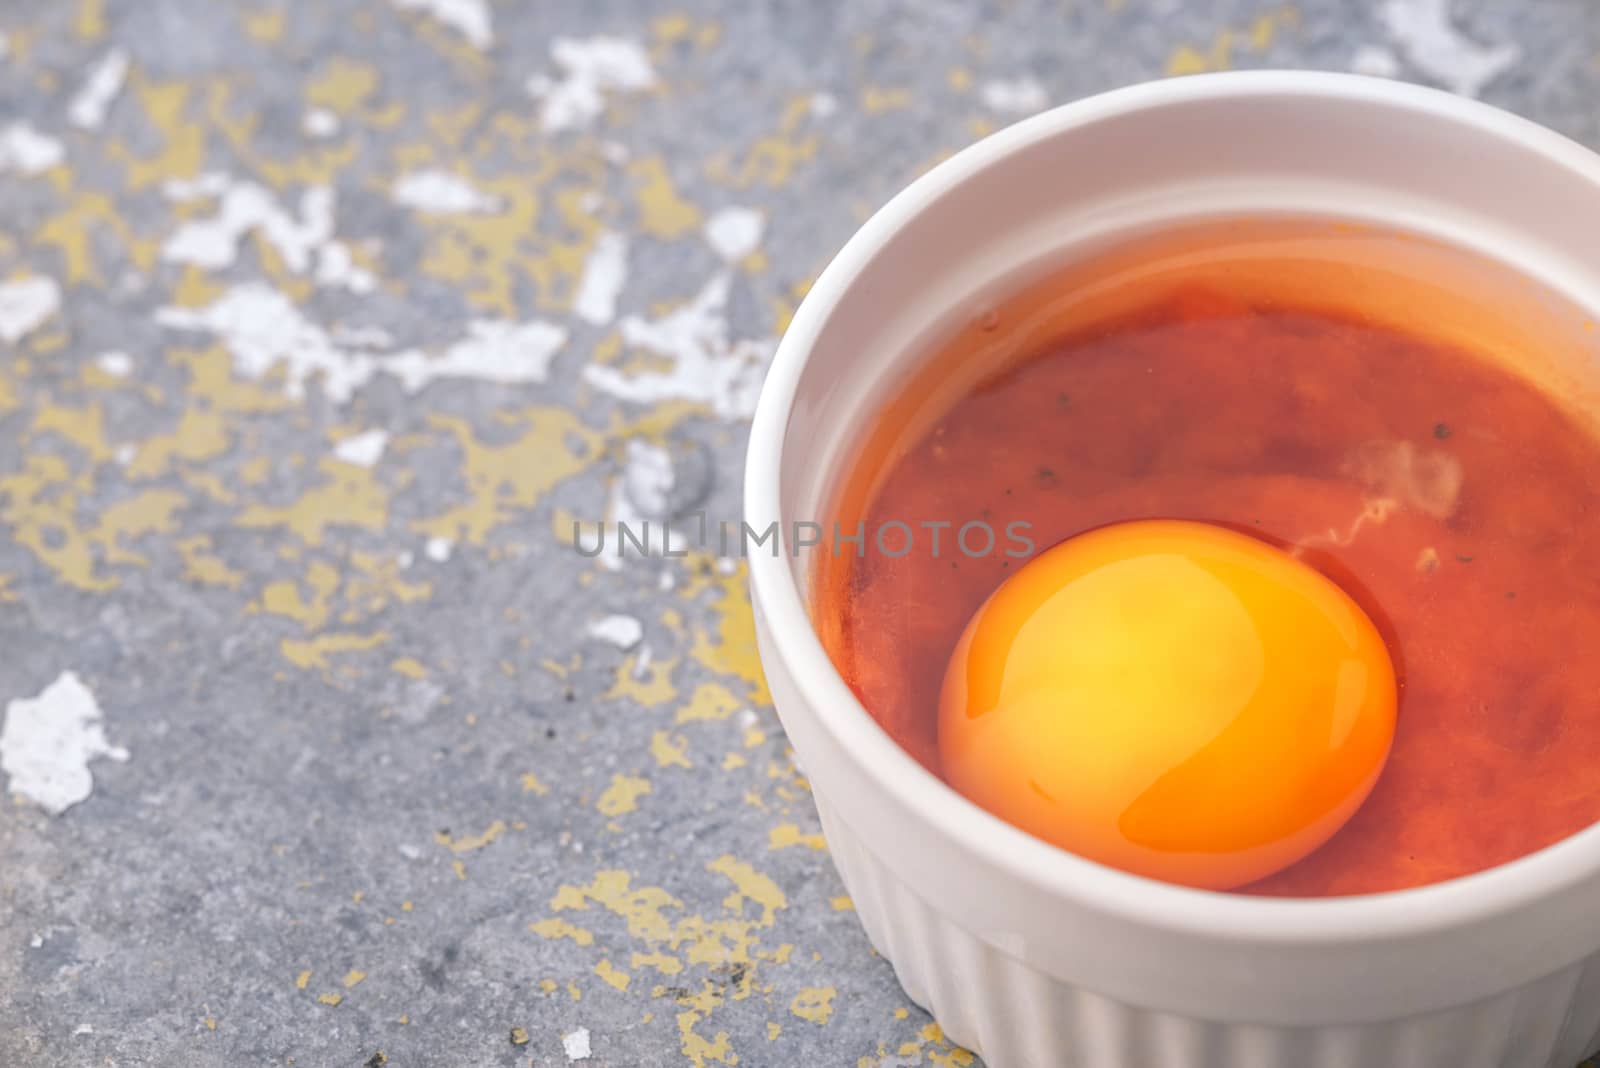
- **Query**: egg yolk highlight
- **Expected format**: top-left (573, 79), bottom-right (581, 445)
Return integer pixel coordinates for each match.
top-left (937, 519), bottom-right (1398, 890)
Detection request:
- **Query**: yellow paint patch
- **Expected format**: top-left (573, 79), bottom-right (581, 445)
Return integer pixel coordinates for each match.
top-left (110, 77), bottom-right (206, 190)
top-left (37, 183), bottom-right (161, 284)
top-left (76, 0), bottom-right (106, 39)
top-left (606, 651), bottom-right (679, 706)
top-left (435, 820), bottom-right (507, 853)
top-left (32, 403), bottom-right (111, 463)
top-left (306, 57), bottom-right (383, 115)
top-left (520, 771), bottom-right (550, 795)
top-left (595, 958), bottom-right (631, 992)
top-left (681, 558), bottom-right (771, 704)
top-left (279, 632), bottom-right (388, 671)
top-left (707, 96), bottom-right (819, 188)
top-left (597, 774), bottom-right (652, 817)
top-left (256, 560), bottom-right (340, 629)
top-left (630, 156), bottom-right (703, 239)
top-left (830, 896), bottom-right (854, 912)
top-left (790, 986), bottom-right (836, 1025)
top-left (768, 824), bottom-right (826, 852)
top-left (721, 753), bottom-right (745, 771)
top-left (674, 982), bottom-right (737, 1067)
top-left (127, 407), bottom-right (231, 477)
top-left (676, 681), bottom-right (742, 724)
top-left (530, 918), bottom-right (595, 946)
top-left (243, 8), bottom-right (285, 42)
top-left (650, 730), bottom-right (692, 769)
top-left (630, 949), bottom-right (684, 976)
top-left (295, 969), bottom-right (312, 990)
top-left (391, 656), bottom-right (428, 679)
top-left (767, 1021), bottom-right (781, 1040)
top-left (342, 969), bottom-right (366, 989)
top-left (96, 490), bottom-right (188, 566)
top-left (237, 458), bottom-right (391, 543)
top-left (709, 855), bottom-right (786, 924)
top-left (416, 410), bottom-right (599, 544)
top-left (861, 86), bottom-right (912, 113)
top-left (1166, 6), bottom-right (1297, 74)
top-left (317, 993), bottom-right (343, 1007)
top-left (175, 536), bottom-right (245, 589)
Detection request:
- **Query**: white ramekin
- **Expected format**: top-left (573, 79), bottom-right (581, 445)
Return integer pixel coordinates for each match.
top-left (745, 72), bottom-right (1600, 1068)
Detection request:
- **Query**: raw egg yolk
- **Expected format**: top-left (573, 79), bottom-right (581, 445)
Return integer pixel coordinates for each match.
top-left (937, 519), bottom-right (1397, 891)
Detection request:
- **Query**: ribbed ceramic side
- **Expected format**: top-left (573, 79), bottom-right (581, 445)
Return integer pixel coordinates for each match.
top-left (813, 792), bottom-right (1600, 1068)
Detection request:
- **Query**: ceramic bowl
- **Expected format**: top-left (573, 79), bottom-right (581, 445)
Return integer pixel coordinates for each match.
top-left (745, 71), bottom-right (1600, 1068)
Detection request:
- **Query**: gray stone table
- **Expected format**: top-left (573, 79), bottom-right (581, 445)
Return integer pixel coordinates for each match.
top-left (2, 1), bottom-right (1598, 1065)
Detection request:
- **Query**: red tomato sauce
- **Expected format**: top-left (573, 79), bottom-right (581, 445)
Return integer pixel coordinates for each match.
top-left (814, 221), bottom-right (1600, 896)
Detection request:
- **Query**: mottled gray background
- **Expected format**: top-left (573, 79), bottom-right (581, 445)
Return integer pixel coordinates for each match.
top-left (2, 2), bottom-right (1598, 1066)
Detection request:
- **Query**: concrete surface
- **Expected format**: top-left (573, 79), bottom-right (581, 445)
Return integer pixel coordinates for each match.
top-left (2, 1), bottom-right (1598, 1065)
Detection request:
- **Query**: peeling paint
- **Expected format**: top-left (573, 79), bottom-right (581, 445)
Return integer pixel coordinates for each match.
top-left (69, 48), bottom-right (129, 129)
top-left (529, 37), bottom-right (657, 133)
top-left (1, 671), bottom-right (129, 815)
top-left (0, 122), bottom-right (64, 174)
top-left (1379, 0), bottom-right (1519, 97)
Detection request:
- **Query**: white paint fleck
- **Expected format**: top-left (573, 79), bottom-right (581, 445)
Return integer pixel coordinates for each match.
top-left (632, 644), bottom-right (653, 678)
top-left (303, 108), bottom-right (340, 138)
top-left (704, 207), bottom-right (765, 264)
top-left (390, 0), bottom-right (492, 49)
top-left (573, 231), bottom-right (628, 326)
top-left (159, 285), bottom-right (568, 403)
top-left (0, 276), bottom-right (62, 344)
top-left (586, 614), bottom-right (643, 650)
top-left (1, 672), bottom-right (129, 816)
top-left (384, 320), bottom-right (568, 393)
top-left (313, 240), bottom-right (377, 295)
top-left (424, 536), bottom-right (453, 563)
top-left (398, 843), bottom-right (422, 860)
top-left (714, 557), bottom-right (737, 576)
top-left (623, 440), bottom-right (674, 516)
top-left (95, 351), bottom-right (133, 377)
top-left (331, 324), bottom-right (395, 348)
top-left (391, 169), bottom-right (503, 215)
top-left (162, 172), bottom-right (232, 201)
top-left (586, 441), bottom-right (674, 571)
top-left (29, 933), bottom-right (42, 949)
top-left (1379, 0), bottom-right (1520, 98)
top-left (69, 48), bottom-right (129, 130)
top-left (0, 123), bottom-right (65, 175)
top-left (528, 37), bottom-right (656, 133)
top-left (809, 91), bottom-right (838, 118)
top-left (657, 569), bottom-right (675, 592)
top-left (113, 444), bottom-right (136, 466)
top-left (980, 77), bottom-right (1049, 115)
top-left (161, 179), bottom-right (371, 293)
top-left (73, 1024), bottom-right (94, 1036)
top-left (1351, 44), bottom-right (1402, 78)
top-left (583, 273), bottom-right (775, 420)
top-left (562, 1027), bottom-right (592, 1061)
top-left (333, 429), bottom-right (389, 468)
top-left (157, 284), bottom-right (380, 404)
